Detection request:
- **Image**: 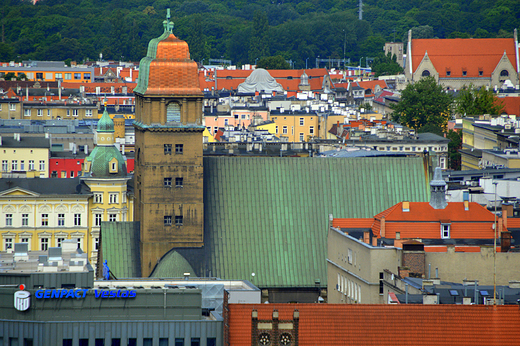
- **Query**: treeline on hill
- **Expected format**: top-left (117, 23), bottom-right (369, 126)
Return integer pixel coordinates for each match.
top-left (0, 0), bottom-right (519, 68)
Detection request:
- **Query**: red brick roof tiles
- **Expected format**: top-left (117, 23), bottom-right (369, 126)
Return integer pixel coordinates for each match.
top-left (499, 97), bottom-right (520, 116)
top-left (411, 38), bottom-right (518, 78)
top-left (228, 304), bottom-right (520, 346)
top-left (332, 218), bottom-right (373, 229)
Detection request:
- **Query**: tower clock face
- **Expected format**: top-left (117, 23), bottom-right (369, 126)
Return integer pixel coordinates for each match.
top-left (280, 333), bottom-right (292, 346)
top-left (259, 333), bottom-right (271, 346)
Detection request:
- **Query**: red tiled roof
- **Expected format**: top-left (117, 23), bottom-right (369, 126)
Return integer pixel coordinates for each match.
top-left (332, 218), bottom-right (373, 229)
top-left (499, 96), bottom-right (520, 116)
top-left (507, 218), bottom-right (520, 229)
top-left (383, 202), bottom-right (494, 222)
top-left (228, 304), bottom-right (520, 346)
top-left (411, 38), bottom-right (517, 78)
top-left (62, 82), bottom-right (137, 93)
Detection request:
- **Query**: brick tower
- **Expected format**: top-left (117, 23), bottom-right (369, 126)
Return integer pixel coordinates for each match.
top-left (133, 10), bottom-right (204, 276)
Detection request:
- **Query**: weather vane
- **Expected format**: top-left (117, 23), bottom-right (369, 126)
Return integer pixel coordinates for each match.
top-left (164, 8), bottom-right (174, 33)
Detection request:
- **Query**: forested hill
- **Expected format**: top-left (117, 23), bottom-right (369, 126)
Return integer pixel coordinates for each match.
top-left (1, 0), bottom-right (519, 68)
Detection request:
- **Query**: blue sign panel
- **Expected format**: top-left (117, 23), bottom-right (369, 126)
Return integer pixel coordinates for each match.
top-left (35, 289), bottom-right (136, 299)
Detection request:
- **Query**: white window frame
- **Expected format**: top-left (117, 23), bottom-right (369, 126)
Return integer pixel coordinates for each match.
top-left (109, 193), bottom-right (118, 204)
top-left (39, 160), bottom-right (45, 171)
top-left (299, 118), bottom-right (304, 126)
top-left (85, 109), bottom-right (92, 117)
top-left (41, 214), bottom-right (49, 226)
top-left (24, 109), bottom-right (31, 117)
top-left (109, 214), bottom-right (117, 222)
top-left (40, 238), bottom-right (49, 251)
top-left (11, 160), bottom-right (17, 171)
top-left (5, 238), bottom-right (13, 250)
top-left (37, 109), bottom-right (43, 117)
top-left (29, 160), bottom-right (34, 171)
top-left (74, 213), bottom-right (81, 226)
top-left (94, 193), bottom-right (103, 204)
top-left (20, 160), bottom-right (24, 171)
top-left (299, 133), bottom-right (304, 142)
top-left (2, 160), bottom-right (8, 172)
top-left (9, 103), bottom-right (16, 111)
top-left (95, 214), bottom-right (102, 226)
top-left (22, 214), bottom-right (29, 226)
top-left (58, 214), bottom-right (65, 226)
top-left (72, 109), bottom-right (78, 117)
top-left (282, 126), bottom-right (288, 134)
top-left (441, 224), bottom-right (450, 239)
top-left (5, 214), bottom-right (12, 226)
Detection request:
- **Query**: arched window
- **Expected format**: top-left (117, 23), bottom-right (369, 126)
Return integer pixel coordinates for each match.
top-left (500, 70), bottom-right (509, 77)
top-left (422, 70), bottom-right (430, 77)
top-left (167, 103), bottom-right (181, 123)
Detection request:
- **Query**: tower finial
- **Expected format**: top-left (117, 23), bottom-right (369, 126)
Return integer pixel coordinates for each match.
top-left (163, 8), bottom-right (174, 33)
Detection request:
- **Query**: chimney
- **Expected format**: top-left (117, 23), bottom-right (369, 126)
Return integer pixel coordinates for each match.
top-left (402, 201), bottom-right (410, 212)
top-left (429, 167), bottom-right (447, 209)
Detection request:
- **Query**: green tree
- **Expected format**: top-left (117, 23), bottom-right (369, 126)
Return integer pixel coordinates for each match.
top-left (248, 10), bottom-right (269, 63)
top-left (256, 56), bottom-right (290, 70)
top-left (446, 129), bottom-right (462, 170)
top-left (371, 52), bottom-right (404, 77)
top-left (455, 85), bottom-right (504, 116)
top-left (391, 77), bottom-right (453, 132)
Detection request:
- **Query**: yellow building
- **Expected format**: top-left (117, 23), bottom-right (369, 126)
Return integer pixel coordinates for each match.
top-left (0, 178), bottom-right (90, 254)
top-left (22, 102), bottom-right (97, 121)
top-left (0, 99), bottom-right (22, 120)
top-left (270, 111), bottom-right (344, 141)
top-left (0, 64), bottom-right (94, 83)
top-left (82, 107), bottom-right (133, 266)
top-left (0, 135), bottom-right (49, 178)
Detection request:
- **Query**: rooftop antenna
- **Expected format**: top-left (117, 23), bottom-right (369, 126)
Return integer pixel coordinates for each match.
top-left (358, 0), bottom-right (363, 20)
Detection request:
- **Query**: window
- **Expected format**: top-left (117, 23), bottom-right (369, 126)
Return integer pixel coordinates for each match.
top-left (40, 238), bottom-right (49, 251)
top-left (111, 339), bottom-right (121, 346)
top-left (74, 73), bottom-right (82, 80)
top-left (36, 72), bottom-right (43, 80)
top-left (58, 214), bottom-right (65, 226)
top-left (63, 339), bottom-right (72, 346)
top-left (37, 109), bottom-right (43, 117)
top-left (309, 126), bottom-right (314, 135)
top-left (22, 214), bottom-right (29, 226)
top-left (164, 144), bottom-right (172, 155)
top-left (167, 103), bottom-right (181, 122)
top-left (94, 193), bottom-right (103, 203)
top-left (446, 71), bottom-right (451, 76)
top-left (57, 237), bottom-right (65, 247)
top-left (441, 224), bottom-right (450, 239)
top-left (299, 118), bottom-right (304, 126)
top-left (206, 338), bottom-right (216, 346)
top-left (109, 193), bottom-right (118, 204)
top-left (462, 70), bottom-right (467, 76)
top-left (175, 339), bottom-right (185, 346)
top-left (479, 70), bottom-right (483, 76)
top-left (164, 177), bottom-right (172, 187)
top-left (282, 126), bottom-right (288, 134)
top-left (74, 214), bottom-right (81, 226)
top-left (85, 109), bottom-right (92, 117)
top-left (9, 103), bottom-right (16, 111)
top-left (224, 119), bottom-right (229, 126)
top-left (5, 238), bottom-right (13, 250)
top-left (291, 126), bottom-right (294, 135)
top-left (72, 109), bottom-right (78, 117)
top-left (241, 114), bottom-right (246, 119)
top-left (24, 109), bottom-right (31, 117)
top-left (41, 214), bottom-right (48, 226)
top-left (164, 216), bottom-right (172, 225)
top-left (175, 144), bottom-right (183, 154)
top-left (421, 70), bottom-right (430, 77)
top-left (95, 339), bottom-right (104, 346)
top-left (95, 214), bottom-right (102, 226)
top-left (109, 214), bottom-right (117, 222)
top-left (39, 160), bottom-right (45, 171)
top-left (191, 338), bottom-right (200, 346)
top-left (64, 73), bottom-right (72, 80)
top-left (175, 215), bottom-right (183, 225)
top-left (20, 161), bottom-right (24, 171)
top-left (55, 73), bottom-right (62, 79)
top-left (11, 160), bottom-right (18, 171)
top-left (500, 70), bottom-right (509, 77)
top-left (275, 126), bottom-right (279, 134)
top-left (51, 171), bottom-right (58, 178)
top-left (29, 160), bottom-right (34, 171)
top-left (67, 109), bottom-right (70, 116)
top-left (176, 177), bottom-right (183, 187)
top-left (21, 237), bottom-right (29, 244)
top-left (70, 171), bottom-right (74, 178)
top-left (299, 133), bottom-right (304, 141)
top-left (95, 237), bottom-right (99, 250)
top-left (348, 248), bottom-right (353, 264)
top-left (1, 160), bottom-right (7, 172)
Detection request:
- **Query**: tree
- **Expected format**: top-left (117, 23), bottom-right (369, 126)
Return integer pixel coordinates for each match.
top-left (248, 10), bottom-right (270, 63)
top-left (446, 129), bottom-right (462, 170)
top-left (371, 52), bottom-right (404, 77)
top-left (256, 56), bottom-right (290, 70)
top-left (455, 85), bottom-right (504, 116)
top-left (391, 77), bottom-right (453, 132)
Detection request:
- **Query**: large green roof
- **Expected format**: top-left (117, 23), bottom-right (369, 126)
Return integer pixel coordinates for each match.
top-left (101, 221), bottom-right (141, 278)
top-left (85, 145), bottom-right (127, 178)
top-left (104, 157), bottom-right (430, 286)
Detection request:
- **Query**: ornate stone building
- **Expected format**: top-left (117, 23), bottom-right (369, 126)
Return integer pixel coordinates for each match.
top-left (133, 12), bottom-right (205, 276)
top-left (405, 29), bottom-right (520, 90)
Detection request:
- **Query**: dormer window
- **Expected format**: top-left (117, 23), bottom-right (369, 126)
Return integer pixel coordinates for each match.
top-left (109, 158), bottom-right (118, 173)
top-left (441, 223), bottom-right (450, 239)
top-left (462, 70), bottom-right (467, 76)
top-left (478, 68), bottom-right (483, 76)
top-left (446, 70), bottom-right (451, 76)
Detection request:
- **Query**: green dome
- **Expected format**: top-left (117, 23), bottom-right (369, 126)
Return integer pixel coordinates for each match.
top-left (150, 250), bottom-right (197, 278)
top-left (85, 145), bottom-right (127, 178)
top-left (97, 108), bottom-right (114, 132)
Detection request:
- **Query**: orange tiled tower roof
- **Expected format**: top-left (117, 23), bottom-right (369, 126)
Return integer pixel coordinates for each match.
top-left (134, 9), bottom-right (202, 96)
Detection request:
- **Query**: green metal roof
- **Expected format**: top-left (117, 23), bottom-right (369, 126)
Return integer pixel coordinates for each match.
top-left (149, 250), bottom-right (197, 278)
top-left (97, 108), bottom-right (114, 132)
top-left (200, 156), bottom-right (429, 288)
top-left (101, 221), bottom-right (141, 278)
top-left (84, 145), bottom-right (127, 178)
